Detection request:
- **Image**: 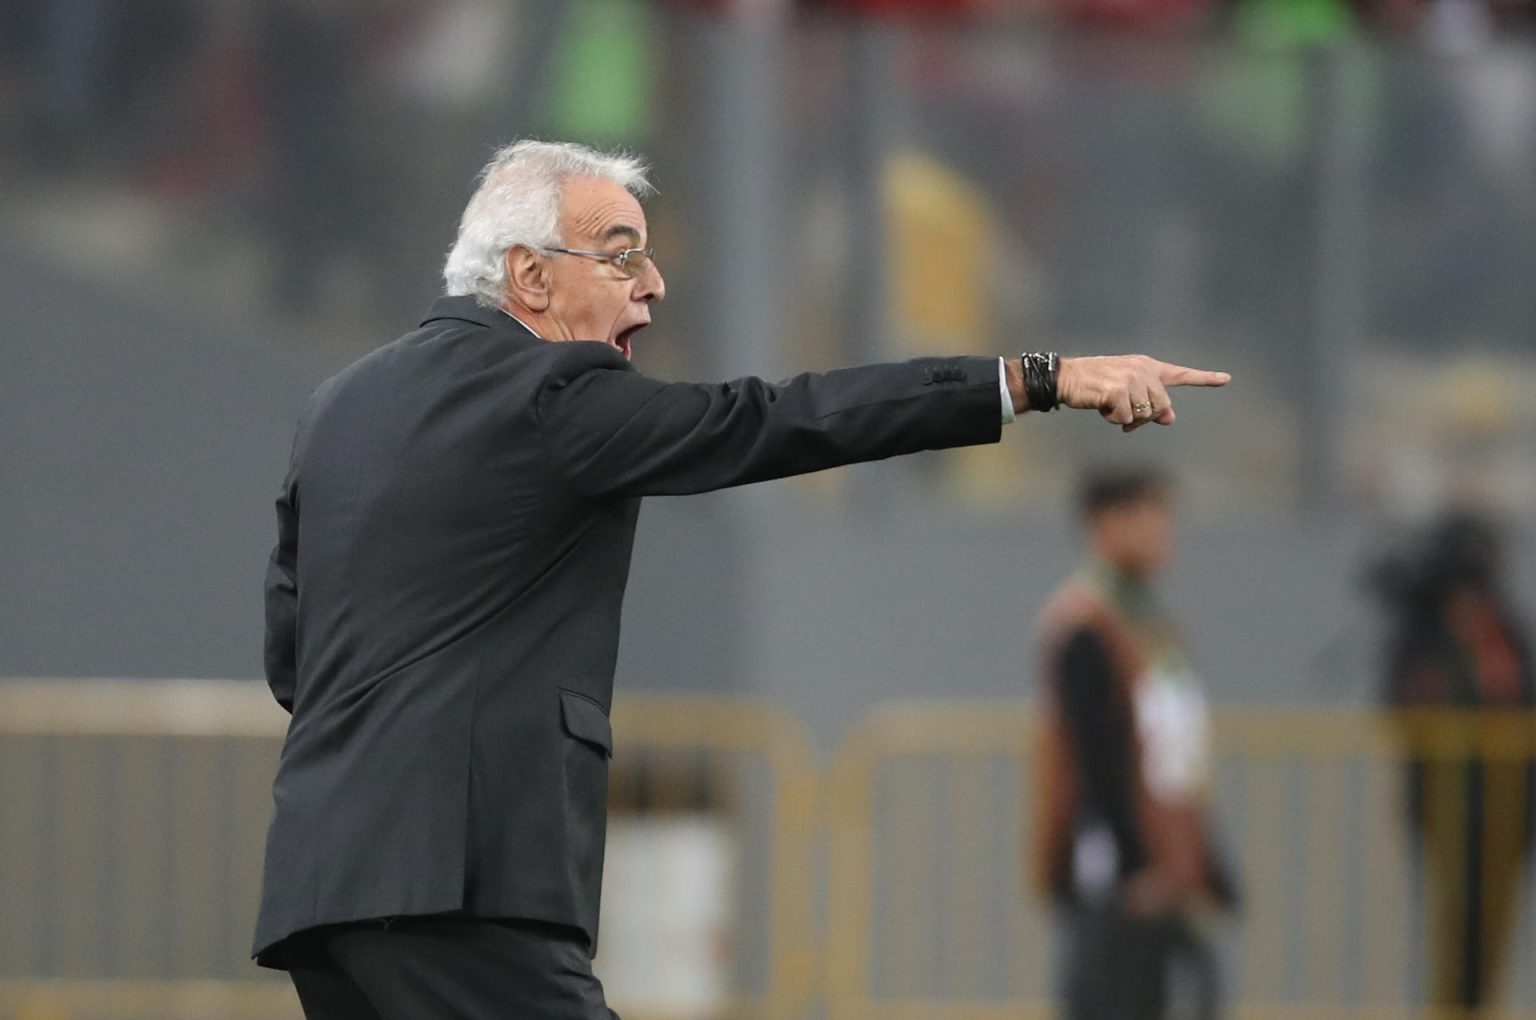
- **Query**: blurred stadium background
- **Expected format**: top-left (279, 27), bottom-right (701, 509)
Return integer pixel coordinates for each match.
top-left (2, 0), bottom-right (1536, 1017)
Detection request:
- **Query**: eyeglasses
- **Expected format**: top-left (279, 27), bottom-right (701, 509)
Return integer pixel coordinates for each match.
top-left (540, 245), bottom-right (657, 279)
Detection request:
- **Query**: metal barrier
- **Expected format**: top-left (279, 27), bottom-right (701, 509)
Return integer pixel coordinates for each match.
top-left (1221, 710), bottom-right (1536, 1020)
top-left (6, 684), bottom-right (1536, 1020)
top-left (826, 702), bottom-right (1044, 1020)
top-left (826, 702), bottom-right (1536, 1020)
top-left (0, 681), bottom-right (820, 1020)
top-left (0, 981), bottom-right (299, 1020)
top-left (607, 695), bottom-right (821, 1020)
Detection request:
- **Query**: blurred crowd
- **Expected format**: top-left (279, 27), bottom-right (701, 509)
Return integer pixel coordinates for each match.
top-left (0, 0), bottom-right (1533, 513)
top-left (803, 0), bottom-right (1536, 36)
top-left (1, 0), bottom-right (1531, 329)
top-left (811, 0), bottom-right (1529, 33)
top-left (2, 0), bottom-right (1531, 186)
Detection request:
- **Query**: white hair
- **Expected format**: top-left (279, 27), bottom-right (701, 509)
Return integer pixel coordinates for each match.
top-left (442, 140), bottom-right (653, 309)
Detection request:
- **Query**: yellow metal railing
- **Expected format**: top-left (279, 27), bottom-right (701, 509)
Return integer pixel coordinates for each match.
top-left (0, 980), bottom-right (300, 1020)
top-left (0, 681), bottom-right (820, 1020)
top-left (1220, 710), bottom-right (1536, 1015)
top-left (609, 695), bottom-right (821, 1020)
top-left (826, 702), bottom-right (1536, 1020)
top-left (5, 684), bottom-right (1536, 1020)
top-left (827, 702), bottom-right (1041, 1020)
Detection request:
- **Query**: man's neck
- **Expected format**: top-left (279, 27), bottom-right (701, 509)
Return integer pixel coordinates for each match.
top-left (497, 303), bottom-right (580, 343)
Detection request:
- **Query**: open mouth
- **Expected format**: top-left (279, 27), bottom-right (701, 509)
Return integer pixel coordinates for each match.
top-left (616, 324), bottom-right (645, 359)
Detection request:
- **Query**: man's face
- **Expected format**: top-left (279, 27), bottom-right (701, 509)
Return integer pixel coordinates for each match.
top-left (1090, 496), bottom-right (1174, 578)
top-left (544, 176), bottom-right (665, 359)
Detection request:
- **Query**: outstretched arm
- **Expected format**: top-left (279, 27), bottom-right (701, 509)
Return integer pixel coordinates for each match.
top-left (539, 344), bottom-right (1232, 499)
top-left (537, 344), bottom-right (1005, 499)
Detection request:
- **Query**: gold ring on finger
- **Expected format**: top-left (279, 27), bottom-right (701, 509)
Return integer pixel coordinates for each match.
top-left (1132, 401), bottom-right (1154, 416)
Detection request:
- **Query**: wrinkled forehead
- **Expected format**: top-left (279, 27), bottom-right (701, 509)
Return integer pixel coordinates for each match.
top-left (558, 177), bottom-right (647, 247)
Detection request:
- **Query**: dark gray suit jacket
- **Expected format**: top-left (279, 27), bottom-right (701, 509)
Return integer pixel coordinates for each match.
top-left (253, 296), bottom-right (1002, 967)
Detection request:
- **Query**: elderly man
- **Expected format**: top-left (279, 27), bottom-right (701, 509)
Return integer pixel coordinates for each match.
top-left (253, 140), bottom-right (1228, 1019)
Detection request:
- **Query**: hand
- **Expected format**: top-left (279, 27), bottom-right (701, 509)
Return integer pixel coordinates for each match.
top-left (1056, 355), bottom-right (1230, 432)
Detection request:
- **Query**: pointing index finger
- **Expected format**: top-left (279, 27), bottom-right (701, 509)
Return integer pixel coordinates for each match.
top-left (1160, 363), bottom-right (1232, 388)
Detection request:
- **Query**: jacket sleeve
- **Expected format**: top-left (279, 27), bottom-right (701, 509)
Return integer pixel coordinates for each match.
top-left (534, 342), bottom-right (1004, 499)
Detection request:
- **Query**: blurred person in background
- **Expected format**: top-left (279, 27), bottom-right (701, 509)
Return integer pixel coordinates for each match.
top-left (253, 139), bottom-right (1229, 1019)
top-left (1371, 512), bottom-right (1535, 1014)
top-left (1033, 468), bottom-right (1237, 1020)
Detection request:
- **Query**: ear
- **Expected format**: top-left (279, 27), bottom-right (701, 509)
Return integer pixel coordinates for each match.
top-left (504, 246), bottom-right (551, 312)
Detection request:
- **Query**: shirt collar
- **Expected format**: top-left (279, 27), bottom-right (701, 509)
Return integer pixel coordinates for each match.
top-left (504, 312), bottom-right (543, 339)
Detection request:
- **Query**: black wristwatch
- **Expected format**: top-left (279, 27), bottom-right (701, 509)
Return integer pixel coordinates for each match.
top-left (1021, 352), bottom-right (1060, 412)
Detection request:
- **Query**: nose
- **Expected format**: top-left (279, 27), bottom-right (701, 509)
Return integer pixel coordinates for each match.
top-left (634, 259), bottom-right (665, 303)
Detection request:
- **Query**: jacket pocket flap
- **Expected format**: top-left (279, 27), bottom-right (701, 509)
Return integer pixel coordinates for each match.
top-left (559, 691), bottom-right (613, 757)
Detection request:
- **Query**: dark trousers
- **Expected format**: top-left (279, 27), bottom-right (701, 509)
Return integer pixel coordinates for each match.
top-left (1059, 904), bottom-right (1219, 1020)
top-left (282, 917), bottom-right (619, 1020)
